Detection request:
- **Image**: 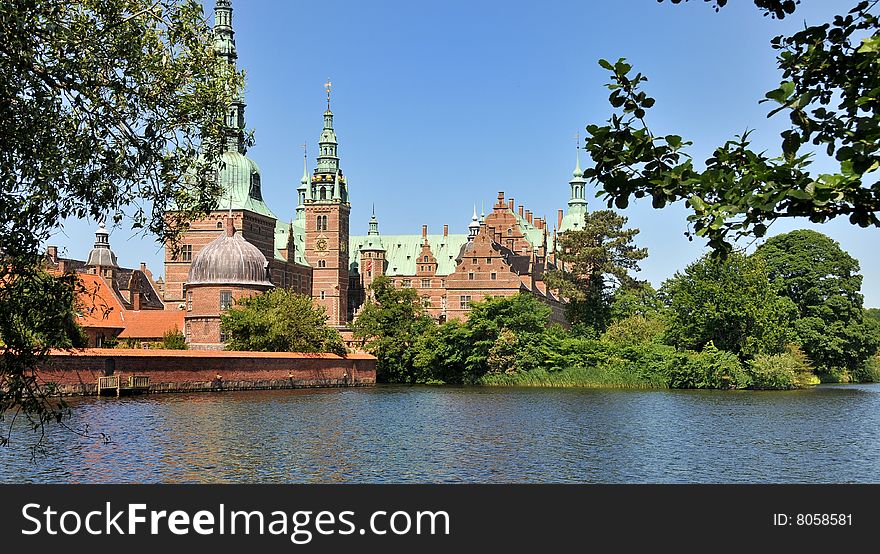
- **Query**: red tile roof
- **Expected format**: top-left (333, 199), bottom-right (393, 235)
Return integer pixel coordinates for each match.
top-left (117, 310), bottom-right (185, 340)
top-left (49, 348), bottom-right (375, 360)
top-left (75, 273), bottom-right (126, 329)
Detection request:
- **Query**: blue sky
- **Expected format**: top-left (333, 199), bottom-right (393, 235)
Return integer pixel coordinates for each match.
top-left (53, 0), bottom-right (879, 306)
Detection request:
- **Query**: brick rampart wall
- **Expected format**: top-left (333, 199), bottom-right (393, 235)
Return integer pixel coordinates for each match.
top-left (36, 349), bottom-right (376, 396)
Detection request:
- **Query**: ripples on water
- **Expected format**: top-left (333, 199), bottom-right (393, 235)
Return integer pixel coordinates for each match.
top-left (2, 385), bottom-right (879, 483)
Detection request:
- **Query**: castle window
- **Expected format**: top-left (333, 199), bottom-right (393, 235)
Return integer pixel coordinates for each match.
top-left (181, 244), bottom-right (193, 262)
top-left (507, 228), bottom-right (513, 236)
top-left (367, 271), bottom-right (372, 277)
top-left (440, 279), bottom-right (445, 288)
top-left (422, 296), bottom-right (431, 308)
top-left (424, 256), bottom-right (429, 263)
top-left (186, 291), bottom-right (193, 312)
top-left (220, 329), bottom-right (227, 343)
top-left (217, 221), bottom-right (223, 229)
top-left (220, 291), bottom-right (233, 311)
top-left (249, 172), bottom-right (262, 200)
top-left (491, 272), bottom-right (497, 280)
top-left (459, 295), bottom-right (472, 310)
top-left (421, 279), bottom-right (431, 288)
top-left (468, 272), bottom-right (475, 280)
top-left (402, 279), bottom-right (412, 288)
top-left (321, 291), bottom-right (325, 300)
top-left (320, 187), bottom-right (327, 200)
top-left (486, 257), bottom-right (492, 264)
top-left (472, 258), bottom-right (477, 264)
top-left (318, 260), bottom-right (326, 268)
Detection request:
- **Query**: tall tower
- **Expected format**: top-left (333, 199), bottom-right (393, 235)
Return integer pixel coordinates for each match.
top-left (304, 81), bottom-right (351, 326)
top-left (359, 207), bottom-right (386, 299)
top-left (213, 0), bottom-right (246, 154)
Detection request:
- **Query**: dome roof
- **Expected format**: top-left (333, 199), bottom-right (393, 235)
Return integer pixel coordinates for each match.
top-left (188, 222), bottom-right (273, 287)
top-left (215, 151), bottom-right (277, 219)
top-left (86, 222), bottom-right (118, 268)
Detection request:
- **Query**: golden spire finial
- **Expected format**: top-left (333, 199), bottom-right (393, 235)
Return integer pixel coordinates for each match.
top-left (325, 79), bottom-right (332, 110)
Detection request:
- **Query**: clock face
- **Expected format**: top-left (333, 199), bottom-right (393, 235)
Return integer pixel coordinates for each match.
top-left (316, 238), bottom-right (328, 251)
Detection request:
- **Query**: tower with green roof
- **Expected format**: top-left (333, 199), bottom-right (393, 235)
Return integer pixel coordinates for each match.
top-left (558, 148), bottom-right (589, 234)
top-left (304, 81), bottom-right (351, 326)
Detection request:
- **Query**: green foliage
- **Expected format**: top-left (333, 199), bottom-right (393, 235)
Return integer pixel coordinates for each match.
top-left (544, 210), bottom-right (647, 333)
top-left (609, 282), bottom-right (665, 321)
top-left (667, 343), bottom-right (752, 390)
top-left (755, 230), bottom-right (880, 375)
top-left (1, 0), bottom-right (240, 440)
top-left (749, 345), bottom-right (817, 390)
top-left (159, 327), bottom-right (187, 350)
top-left (584, 1), bottom-right (880, 254)
top-left (662, 253), bottom-right (798, 357)
top-left (661, 1), bottom-right (801, 20)
top-left (352, 276), bottom-right (433, 383)
top-left (221, 289), bottom-right (345, 355)
top-left (602, 314), bottom-right (668, 347)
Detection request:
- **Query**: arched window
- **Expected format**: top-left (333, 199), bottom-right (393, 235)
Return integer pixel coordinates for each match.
top-left (216, 221), bottom-right (223, 229)
top-left (320, 187), bottom-right (327, 200)
top-left (507, 228), bottom-right (513, 236)
top-left (318, 260), bottom-right (326, 268)
top-left (423, 256), bottom-right (429, 263)
top-left (249, 172), bottom-right (262, 200)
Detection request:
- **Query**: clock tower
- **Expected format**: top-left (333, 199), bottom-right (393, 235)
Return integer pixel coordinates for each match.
top-left (304, 81), bottom-right (350, 326)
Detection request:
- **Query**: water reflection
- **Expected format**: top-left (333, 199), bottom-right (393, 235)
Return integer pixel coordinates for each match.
top-left (2, 385), bottom-right (879, 483)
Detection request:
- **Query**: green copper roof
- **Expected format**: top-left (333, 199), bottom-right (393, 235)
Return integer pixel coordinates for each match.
top-left (512, 210), bottom-right (545, 247)
top-left (276, 217), bottom-right (310, 265)
top-left (350, 234), bottom-right (469, 276)
top-left (218, 151), bottom-right (276, 219)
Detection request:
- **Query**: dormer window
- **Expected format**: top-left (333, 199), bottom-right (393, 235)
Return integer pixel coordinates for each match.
top-left (249, 172), bottom-right (262, 200)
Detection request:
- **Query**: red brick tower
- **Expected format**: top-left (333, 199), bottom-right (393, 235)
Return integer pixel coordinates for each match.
top-left (304, 81), bottom-right (350, 326)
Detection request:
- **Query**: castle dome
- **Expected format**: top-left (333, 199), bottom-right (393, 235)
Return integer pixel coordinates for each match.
top-left (187, 220), bottom-right (273, 287)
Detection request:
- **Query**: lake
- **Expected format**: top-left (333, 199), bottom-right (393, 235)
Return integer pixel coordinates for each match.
top-left (2, 384), bottom-right (879, 483)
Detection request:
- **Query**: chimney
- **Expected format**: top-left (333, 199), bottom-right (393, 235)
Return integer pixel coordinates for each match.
top-left (557, 209), bottom-right (564, 229)
top-left (525, 210), bottom-right (533, 224)
top-left (518, 205), bottom-right (524, 217)
top-left (508, 198), bottom-right (514, 211)
top-left (47, 246), bottom-right (58, 263)
top-left (497, 191), bottom-right (505, 207)
top-left (130, 275), bottom-right (141, 311)
top-left (422, 225), bottom-right (428, 238)
top-left (443, 224), bottom-right (448, 237)
top-left (535, 217), bottom-right (543, 230)
top-left (225, 217), bottom-right (235, 237)
top-left (140, 262), bottom-right (147, 272)
top-left (58, 259), bottom-right (67, 273)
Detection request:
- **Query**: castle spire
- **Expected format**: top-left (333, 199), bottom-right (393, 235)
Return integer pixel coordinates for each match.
top-left (568, 141), bottom-right (588, 213)
top-left (315, 80), bottom-right (339, 175)
top-left (296, 142), bottom-right (309, 219)
top-left (214, 0), bottom-right (246, 154)
top-left (368, 205), bottom-right (380, 236)
top-left (469, 205), bottom-right (480, 239)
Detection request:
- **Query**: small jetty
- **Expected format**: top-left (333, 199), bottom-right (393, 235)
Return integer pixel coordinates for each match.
top-left (96, 375), bottom-right (151, 397)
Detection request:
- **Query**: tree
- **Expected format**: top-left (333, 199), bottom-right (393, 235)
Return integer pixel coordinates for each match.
top-left (1, 0), bottom-right (240, 442)
top-left (661, 252), bottom-right (798, 357)
top-left (160, 327), bottom-right (187, 350)
top-left (352, 276), bottom-right (434, 383)
top-left (544, 210), bottom-right (647, 333)
top-left (754, 229), bottom-right (880, 374)
top-left (582, 1), bottom-right (879, 254)
top-left (220, 289), bottom-right (345, 355)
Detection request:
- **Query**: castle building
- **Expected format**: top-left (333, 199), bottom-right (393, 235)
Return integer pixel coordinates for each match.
top-left (160, 1), bottom-right (588, 347)
top-left (46, 223), bottom-right (183, 347)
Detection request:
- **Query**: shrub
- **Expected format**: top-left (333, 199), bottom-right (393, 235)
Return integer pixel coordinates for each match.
top-left (601, 314), bottom-right (668, 346)
top-left (667, 343), bottom-right (751, 389)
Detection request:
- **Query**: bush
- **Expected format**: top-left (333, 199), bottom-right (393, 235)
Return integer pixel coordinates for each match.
top-left (160, 327), bottom-right (187, 350)
top-left (601, 314), bottom-right (668, 346)
top-left (667, 343), bottom-right (751, 390)
top-left (749, 345), bottom-right (817, 389)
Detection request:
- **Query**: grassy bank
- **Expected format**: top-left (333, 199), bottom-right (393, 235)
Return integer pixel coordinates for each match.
top-left (479, 366), bottom-right (665, 389)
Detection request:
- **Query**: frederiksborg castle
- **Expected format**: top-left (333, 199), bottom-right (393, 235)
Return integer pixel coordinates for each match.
top-left (52, 1), bottom-right (594, 349)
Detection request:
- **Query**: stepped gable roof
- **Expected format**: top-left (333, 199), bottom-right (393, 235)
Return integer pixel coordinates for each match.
top-left (350, 234), bottom-right (469, 277)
